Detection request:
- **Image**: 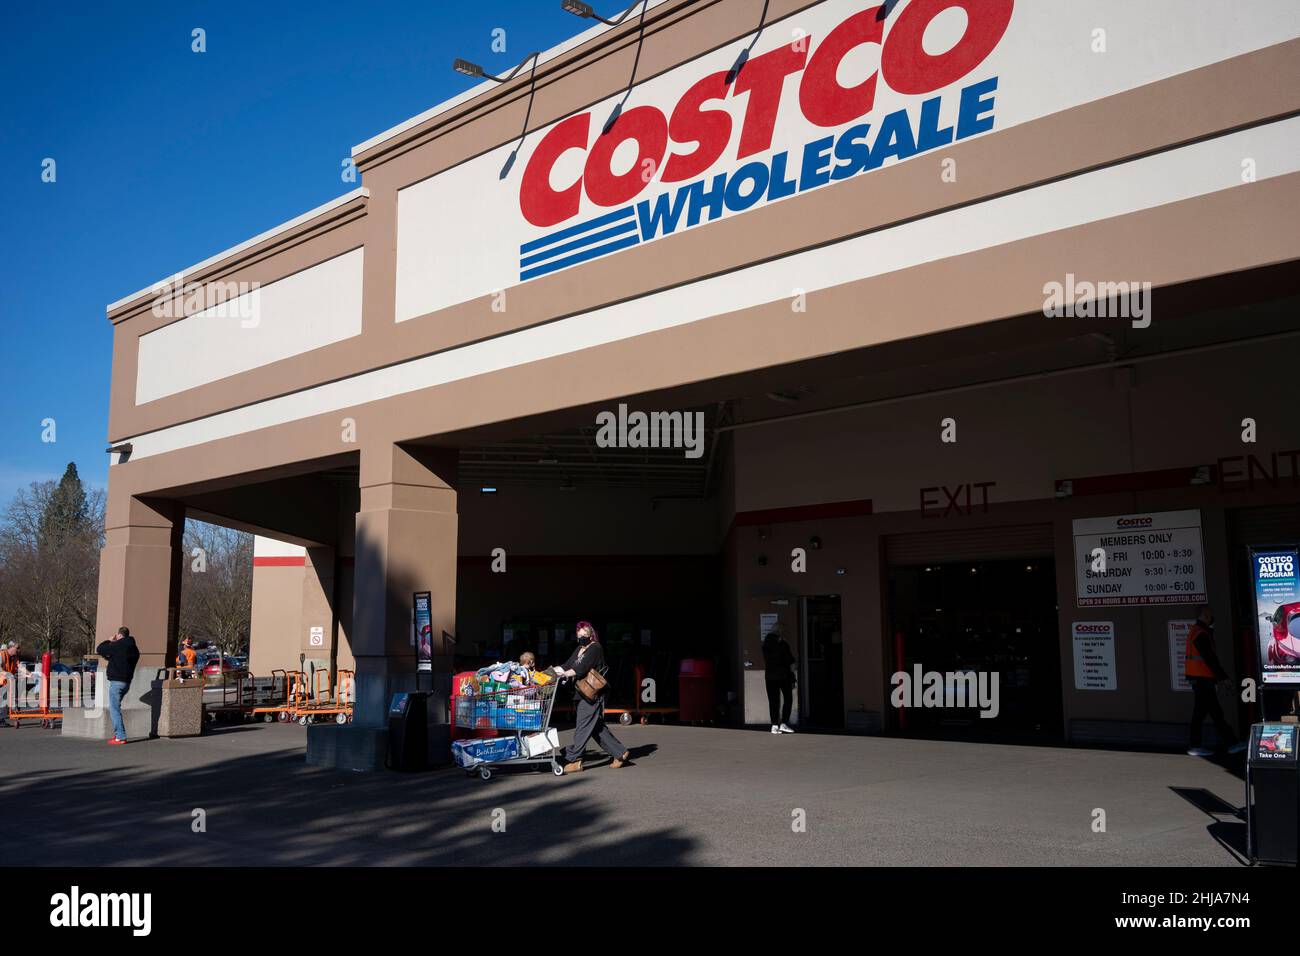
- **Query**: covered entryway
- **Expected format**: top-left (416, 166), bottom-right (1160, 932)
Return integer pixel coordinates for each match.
top-left (886, 525), bottom-right (1062, 741)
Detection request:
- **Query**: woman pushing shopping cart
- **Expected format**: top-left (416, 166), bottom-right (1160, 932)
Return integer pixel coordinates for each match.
top-left (452, 621), bottom-right (630, 779)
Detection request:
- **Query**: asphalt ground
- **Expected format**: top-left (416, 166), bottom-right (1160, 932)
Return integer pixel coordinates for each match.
top-left (0, 721), bottom-right (1250, 866)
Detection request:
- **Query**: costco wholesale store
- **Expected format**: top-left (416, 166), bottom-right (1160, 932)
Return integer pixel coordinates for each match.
top-left (87, 0), bottom-right (1300, 765)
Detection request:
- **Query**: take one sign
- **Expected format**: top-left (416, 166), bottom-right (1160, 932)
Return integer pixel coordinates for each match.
top-left (394, 0), bottom-right (1298, 320)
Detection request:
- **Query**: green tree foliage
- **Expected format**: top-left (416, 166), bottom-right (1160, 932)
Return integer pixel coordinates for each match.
top-left (0, 464), bottom-right (103, 658)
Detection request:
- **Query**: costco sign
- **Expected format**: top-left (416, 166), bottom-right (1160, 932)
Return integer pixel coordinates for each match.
top-left (517, 0), bottom-right (1010, 278)
top-left (393, 0), bottom-right (1298, 321)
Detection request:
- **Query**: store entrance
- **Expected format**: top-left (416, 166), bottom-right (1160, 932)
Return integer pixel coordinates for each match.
top-left (800, 595), bottom-right (844, 728)
top-left (888, 559), bottom-right (1062, 742)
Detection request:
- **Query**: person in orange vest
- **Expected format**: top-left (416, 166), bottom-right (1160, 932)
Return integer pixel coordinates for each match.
top-left (0, 640), bottom-right (17, 726)
top-left (1185, 605), bottom-right (1245, 757)
top-left (175, 637), bottom-right (199, 677)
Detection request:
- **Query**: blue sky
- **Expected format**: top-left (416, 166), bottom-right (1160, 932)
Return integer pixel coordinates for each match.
top-left (0, 0), bottom-right (584, 504)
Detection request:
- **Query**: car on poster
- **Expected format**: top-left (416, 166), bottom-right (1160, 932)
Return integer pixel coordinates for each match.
top-left (1251, 547), bottom-right (1300, 683)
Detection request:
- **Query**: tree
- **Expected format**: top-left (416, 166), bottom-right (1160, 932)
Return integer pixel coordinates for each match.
top-left (179, 522), bottom-right (253, 654)
top-left (0, 465), bottom-right (104, 659)
top-left (40, 463), bottom-right (90, 545)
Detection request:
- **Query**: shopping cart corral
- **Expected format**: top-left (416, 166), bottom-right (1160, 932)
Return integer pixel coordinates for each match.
top-left (452, 681), bottom-right (562, 780)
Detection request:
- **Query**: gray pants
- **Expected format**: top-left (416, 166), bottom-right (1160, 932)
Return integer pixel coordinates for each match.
top-left (564, 696), bottom-right (626, 763)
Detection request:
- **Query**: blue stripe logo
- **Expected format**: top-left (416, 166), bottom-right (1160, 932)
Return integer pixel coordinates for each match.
top-left (518, 206), bottom-right (640, 281)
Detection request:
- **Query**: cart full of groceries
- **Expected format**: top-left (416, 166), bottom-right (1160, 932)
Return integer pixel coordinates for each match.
top-left (452, 662), bottom-right (563, 780)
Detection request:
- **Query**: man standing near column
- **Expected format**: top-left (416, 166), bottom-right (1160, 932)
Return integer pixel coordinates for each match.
top-left (1185, 605), bottom-right (1247, 757)
top-left (97, 626), bottom-right (140, 745)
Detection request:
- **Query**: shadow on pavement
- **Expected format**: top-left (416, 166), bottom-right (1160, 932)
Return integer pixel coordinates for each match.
top-left (1169, 786), bottom-right (1248, 864)
top-left (0, 738), bottom-right (696, 867)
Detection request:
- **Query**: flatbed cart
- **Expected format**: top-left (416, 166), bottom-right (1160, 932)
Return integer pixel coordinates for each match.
top-left (251, 669), bottom-right (301, 723)
top-left (453, 681), bottom-right (562, 779)
top-left (293, 669), bottom-right (355, 725)
top-left (203, 670), bottom-right (256, 724)
top-left (6, 668), bottom-right (66, 729)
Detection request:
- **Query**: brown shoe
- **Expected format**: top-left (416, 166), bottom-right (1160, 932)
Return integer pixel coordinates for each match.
top-left (563, 761), bottom-right (583, 774)
top-left (610, 751), bottom-right (631, 769)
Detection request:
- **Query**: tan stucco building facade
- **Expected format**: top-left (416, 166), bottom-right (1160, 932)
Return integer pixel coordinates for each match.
top-left (85, 0), bottom-right (1300, 761)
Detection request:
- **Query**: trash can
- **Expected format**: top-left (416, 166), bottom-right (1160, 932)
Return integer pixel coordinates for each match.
top-left (387, 691), bottom-right (429, 772)
top-left (150, 668), bottom-right (204, 738)
top-left (1246, 721), bottom-right (1299, 865)
top-left (678, 658), bottom-right (715, 724)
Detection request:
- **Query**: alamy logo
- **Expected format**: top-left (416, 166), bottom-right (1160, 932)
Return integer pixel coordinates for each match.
top-left (594, 404), bottom-right (705, 459)
top-left (1042, 274), bottom-right (1151, 328)
top-left (151, 278), bottom-right (261, 322)
top-left (890, 665), bottom-right (1000, 719)
top-left (49, 886), bottom-right (152, 937)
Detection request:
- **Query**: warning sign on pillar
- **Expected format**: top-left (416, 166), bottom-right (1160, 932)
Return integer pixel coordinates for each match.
top-left (309, 626), bottom-right (324, 648)
top-left (1071, 621), bottom-right (1117, 691)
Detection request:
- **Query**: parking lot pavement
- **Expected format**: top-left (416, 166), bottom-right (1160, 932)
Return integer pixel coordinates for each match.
top-left (0, 723), bottom-right (1248, 866)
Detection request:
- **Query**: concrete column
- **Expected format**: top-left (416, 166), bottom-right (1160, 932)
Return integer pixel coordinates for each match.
top-left (307, 443), bottom-right (457, 769)
top-left (300, 545), bottom-right (335, 680)
top-left (63, 493), bottom-right (183, 740)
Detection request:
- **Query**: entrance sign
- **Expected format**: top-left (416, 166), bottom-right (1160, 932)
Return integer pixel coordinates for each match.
top-left (413, 591), bottom-right (433, 674)
top-left (1250, 547), bottom-right (1300, 684)
top-left (1072, 510), bottom-right (1206, 607)
top-left (1071, 621), bottom-right (1116, 691)
top-left (1167, 620), bottom-right (1194, 692)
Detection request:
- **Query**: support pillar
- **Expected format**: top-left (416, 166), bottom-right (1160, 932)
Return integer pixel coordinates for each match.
top-left (63, 494), bottom-right (184, 740)
top-left (300, 545), bottom-right (336, 682)
top-left (307, 443), bottom-right (457, 769)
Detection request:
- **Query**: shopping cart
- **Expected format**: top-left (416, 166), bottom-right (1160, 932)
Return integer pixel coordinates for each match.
top-left (452, 681), bottom-right (563, 780)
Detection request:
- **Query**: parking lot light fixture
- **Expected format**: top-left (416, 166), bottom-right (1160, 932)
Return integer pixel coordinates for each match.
top-left (561, 0), bottom-right (640, 27)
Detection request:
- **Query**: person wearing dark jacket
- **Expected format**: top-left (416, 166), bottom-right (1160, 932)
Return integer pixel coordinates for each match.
top-left (1185, 605), bottom-right (1246, 757)
top-left (762, 632), bottom-right (797, 734)
top-left (96, 626), bottom-right (140, 745)
top-left (556, 621), bottom-right (629, 773)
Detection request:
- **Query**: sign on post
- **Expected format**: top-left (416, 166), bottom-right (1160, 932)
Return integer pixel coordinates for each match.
top-left (1250, 547), bottom-right (1300, 684)
top-left (413, 591), bottom-right (433, 674)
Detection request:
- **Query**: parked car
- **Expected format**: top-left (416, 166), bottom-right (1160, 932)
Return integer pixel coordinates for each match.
top-left (201, 657), bottom-right (242, 684)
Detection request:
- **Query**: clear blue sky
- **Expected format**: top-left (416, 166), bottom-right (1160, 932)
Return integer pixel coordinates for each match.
top-left (0, 0), bottom-right (583, 504)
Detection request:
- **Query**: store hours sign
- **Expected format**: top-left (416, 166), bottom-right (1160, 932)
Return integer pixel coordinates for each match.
top-left (1073, 510), bottom-right (1206, 607)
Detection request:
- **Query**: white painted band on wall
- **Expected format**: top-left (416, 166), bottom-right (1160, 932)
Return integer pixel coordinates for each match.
top-left (135, 247), bottom-right (365, 405)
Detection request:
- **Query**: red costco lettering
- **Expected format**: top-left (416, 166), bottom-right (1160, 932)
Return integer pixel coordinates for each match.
top-left (799, 7), bottom-right (884, 128)
top-left (662, 71), bottom-right (733, 183)
top-left (882, 0), bottom-right (1013, 94)
top-left (519, 0), bottom-right (1014, 227)
top-left (584, 105), bottom-right (668, 207)
top-left (521, 112), bottom-right (591, 227)
top-left (731, 40), bottom-right (810, 160)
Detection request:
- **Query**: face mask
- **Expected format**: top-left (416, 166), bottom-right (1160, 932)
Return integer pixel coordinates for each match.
top-left (578, 633), bottom-right (591, 646)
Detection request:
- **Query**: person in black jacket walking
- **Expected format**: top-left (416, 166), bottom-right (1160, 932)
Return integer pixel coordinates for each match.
top-left (762, 631), bottom-right (797, 734)
top-left (556, 621), bottom-right (629, 773)
top-left (97, 626), bottom-right (140, 745)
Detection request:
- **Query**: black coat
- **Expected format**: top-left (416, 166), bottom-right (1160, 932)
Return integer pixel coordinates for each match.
top-left (96, 636), bottom-right (140, 685)
top-left (762, 638), bottom-right (796, 684)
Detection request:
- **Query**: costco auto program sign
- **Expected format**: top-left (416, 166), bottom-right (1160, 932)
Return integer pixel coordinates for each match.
top-left (1073, 511), bottom-right (1207, 608)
